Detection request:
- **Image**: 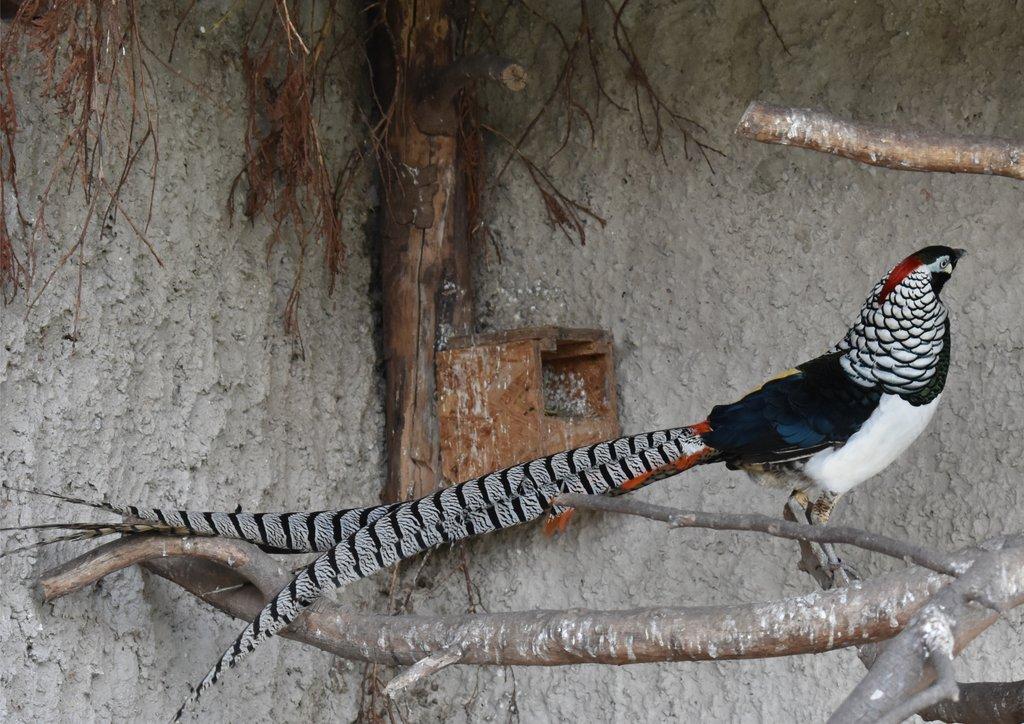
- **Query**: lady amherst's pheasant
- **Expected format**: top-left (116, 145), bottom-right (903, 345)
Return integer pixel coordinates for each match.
top-left (2, 245), bottom-right (965, 720)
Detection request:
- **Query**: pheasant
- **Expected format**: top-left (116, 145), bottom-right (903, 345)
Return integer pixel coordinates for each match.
top-left (1, 245), bottom-right (965, 720)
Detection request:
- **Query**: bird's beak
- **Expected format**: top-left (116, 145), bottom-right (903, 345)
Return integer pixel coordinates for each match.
top-left (953, 248), bottom-right (968, 260)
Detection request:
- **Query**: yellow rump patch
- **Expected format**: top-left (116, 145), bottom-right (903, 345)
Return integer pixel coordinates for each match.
top-left (744, 367), bottom-right (800, 396)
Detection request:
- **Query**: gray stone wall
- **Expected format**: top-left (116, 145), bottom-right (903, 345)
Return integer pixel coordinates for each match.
top-left (2, 1), bottom-right (1022, 722)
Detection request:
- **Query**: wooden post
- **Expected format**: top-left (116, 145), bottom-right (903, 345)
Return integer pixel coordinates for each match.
top-left (369, 0), bottom-right (525, 502)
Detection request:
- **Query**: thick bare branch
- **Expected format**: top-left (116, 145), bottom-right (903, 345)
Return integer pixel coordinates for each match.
top-left (736, 100), bottom-right (1024, 181)
top-left (878, 611), bottom-right (958, 723)
top-left (919, 679), bottom-right (1024, 723)
top-left (556, 493), bottom-right (962, 575)
top-left (36, 517), bottom-right (1024, 719)
top-left (830, 542), bottom-right (1024, 723)
top-left (40, 533), bottom-right (948, 667)
top-left (40, 534), bottom-right (283, 601)
top-left (567, 493), bottom-right (1024, 723)
top-left (785, 511), bottom-right (1024, 724)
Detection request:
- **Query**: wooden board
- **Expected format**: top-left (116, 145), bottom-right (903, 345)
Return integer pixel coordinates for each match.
top-left (438, 329), bottom-right (620, 484)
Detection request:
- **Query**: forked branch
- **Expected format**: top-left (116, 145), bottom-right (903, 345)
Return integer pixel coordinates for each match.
top-left (830, 541), bottom-right (1024, 722)
top-left (31, 503), bottom-right (1024, 721)
top-left (40, 532), bottom-right (948, 668)
top-left (560, 493), bottom-right (1024, 723)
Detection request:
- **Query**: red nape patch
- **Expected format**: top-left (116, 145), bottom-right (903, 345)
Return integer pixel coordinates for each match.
top-left (877, 254), bottom-right (923, 305)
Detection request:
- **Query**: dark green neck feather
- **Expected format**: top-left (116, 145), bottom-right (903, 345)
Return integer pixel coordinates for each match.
top-left (903, 322), bottom-right (950, 406)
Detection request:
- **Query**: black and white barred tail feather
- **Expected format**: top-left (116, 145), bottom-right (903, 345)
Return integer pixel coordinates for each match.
top-left (174, 425), bottom-right (713, 721)
top-left (1, 484), bottom-right (401, 555)
top-left (4, 425), bottom-right (706, 558)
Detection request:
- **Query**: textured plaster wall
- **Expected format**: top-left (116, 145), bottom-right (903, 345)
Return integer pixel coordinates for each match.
top-left (2, 1), bottom-right (1023, 722)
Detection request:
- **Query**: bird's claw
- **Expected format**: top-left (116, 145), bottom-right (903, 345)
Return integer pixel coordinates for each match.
top-left (826, 557), bottom-right (861, 587)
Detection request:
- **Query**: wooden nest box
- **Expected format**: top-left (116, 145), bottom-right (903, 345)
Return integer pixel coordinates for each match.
top-left (437, 326), bottom-right (620, 484)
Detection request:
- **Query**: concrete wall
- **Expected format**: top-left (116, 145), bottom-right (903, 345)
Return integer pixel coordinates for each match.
top-left (3, 1), bottom-right (1023, 722)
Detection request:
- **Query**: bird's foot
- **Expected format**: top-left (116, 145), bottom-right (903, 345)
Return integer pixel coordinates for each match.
top-left (817, 540), bottom-right (859, 588)
top-left (825, 556), bottom-right (861, 588)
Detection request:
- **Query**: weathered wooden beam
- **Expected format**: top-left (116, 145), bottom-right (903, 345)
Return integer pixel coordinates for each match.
top-left (736, 100), bottom-right (1024, 181)
top-left (374, 0), bottom-right (463, 504)
top-left (371, 2), bottom-right (524, 502)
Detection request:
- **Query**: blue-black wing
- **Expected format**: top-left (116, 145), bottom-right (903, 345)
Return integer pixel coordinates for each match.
top-left (703, 352), bottom-right (881, 467)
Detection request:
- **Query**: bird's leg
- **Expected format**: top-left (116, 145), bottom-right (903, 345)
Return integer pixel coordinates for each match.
top-left (784, 489), bottom-right (813, 523)
top-left (808, 491), bottom-right (838, 525)
top-left (784, 490), bottom-right (834, 587)
top-left (783, 490), bottom-right (857, 589)
top-left (808, 492), bottom-right (860, 585)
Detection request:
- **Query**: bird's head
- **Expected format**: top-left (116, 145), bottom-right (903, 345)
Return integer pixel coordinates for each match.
top-left (876, 245), bottom-right (967, 305)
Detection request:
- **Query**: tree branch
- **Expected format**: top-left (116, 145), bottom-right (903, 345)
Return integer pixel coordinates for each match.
top-left (556, 493), bottom-right (963, 575)
top-left (40, 533), bottom-right (948, 668)
top-left (830, 541), bottom-right (1024, 723)
top-left (34, 506), bottom-right (1024, 719)
top-left (919, 679), bottom-right (1024, 723)
top-left (384, 646), bottom-right (465, 698)
top-left (877, 610), bottom-right (959, 723)
top-left (736, 100), bottom-right (1024, 181)
top-left (559, 493), bottom-right (1024, 723)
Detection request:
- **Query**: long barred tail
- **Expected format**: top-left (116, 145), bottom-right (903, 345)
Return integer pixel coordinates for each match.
top-left (0, 485), bottom-right (400, 555)
top-left (2, 425), bottom-right (711, 557)
top-left (174, 424), bottom-right (714, 721)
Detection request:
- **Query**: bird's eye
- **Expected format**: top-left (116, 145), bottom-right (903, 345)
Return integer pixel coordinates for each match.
top-left (942, 261), bottom-right (953, 273)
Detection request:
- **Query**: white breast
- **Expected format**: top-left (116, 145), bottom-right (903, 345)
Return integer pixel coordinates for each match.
top-left (804, 393), bottom-right (941, 495)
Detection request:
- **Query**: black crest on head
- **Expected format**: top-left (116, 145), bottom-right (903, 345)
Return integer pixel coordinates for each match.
top-left (912, 245), bottom-right (967, 266)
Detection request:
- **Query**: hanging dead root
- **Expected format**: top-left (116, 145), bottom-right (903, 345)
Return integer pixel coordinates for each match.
top-left (1, 0), bottom-right (360, 337)
top-left (483, 122), bottom-right (606, 246)
top-left (476, 0), bottom-right (720, 246)
top-left (2, 0), bottom-right (718, 324)
top-left (0, 0), bottom-right (161, 332)
top-left (229, 1), bottom-right (358, 336)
